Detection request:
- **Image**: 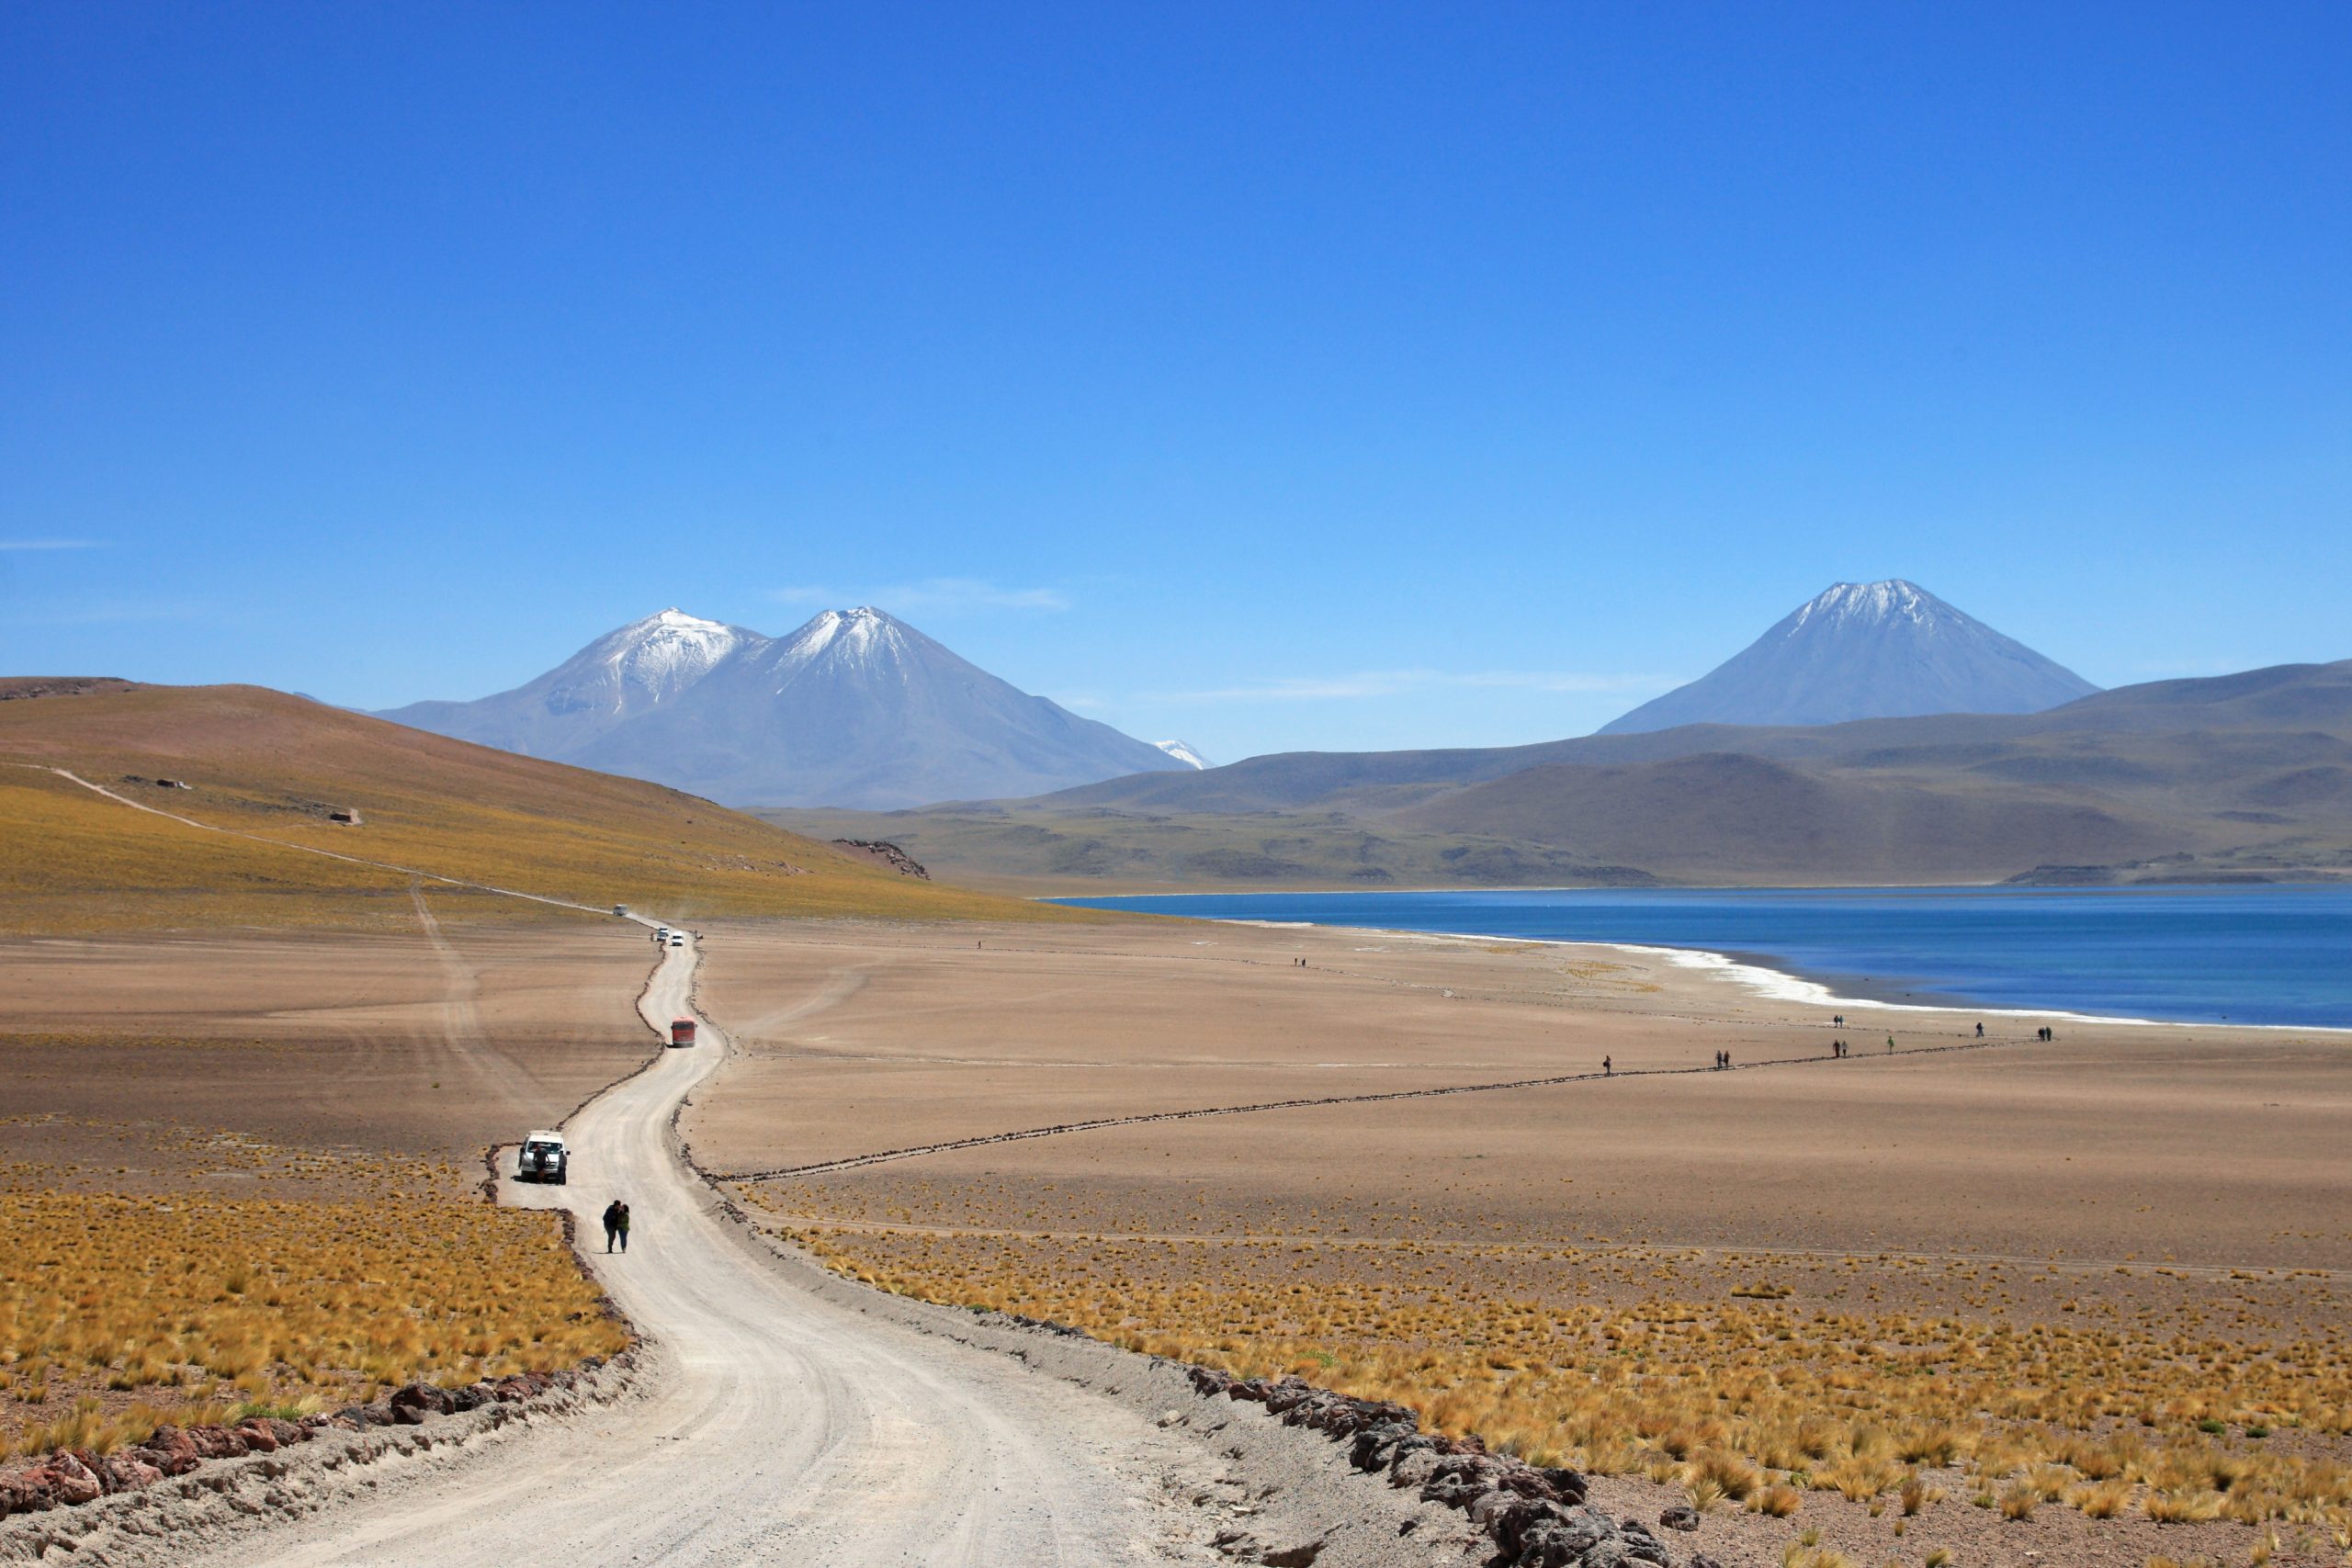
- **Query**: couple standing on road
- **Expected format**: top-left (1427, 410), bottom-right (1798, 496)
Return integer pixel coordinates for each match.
top-left (602, 1200), bottom-right (632, 1253)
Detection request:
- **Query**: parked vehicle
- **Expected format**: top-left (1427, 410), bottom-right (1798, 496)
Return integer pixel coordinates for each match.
top-left (515, 1131), bottom-right (569, 1185)
top-left (668, 932), bottom-right (685, 948)
top-left (654, 925), bottom-right (671, 943)
top-left (612, 903), bottom-right (629, 917)
top-left (669, 1018), bottom-right (697, 1047)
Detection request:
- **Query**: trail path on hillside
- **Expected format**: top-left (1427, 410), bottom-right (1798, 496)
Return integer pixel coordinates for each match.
top-left (16, 765), bottom-right (612, 916)
top-left (180, 934), bottom-right (1205, 1566)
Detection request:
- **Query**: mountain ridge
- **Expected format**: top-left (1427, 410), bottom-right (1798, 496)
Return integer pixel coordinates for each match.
top-left (379, 606), bottom-right (1182, 809)
top-left (760, 658), bottom-right (2352, 891)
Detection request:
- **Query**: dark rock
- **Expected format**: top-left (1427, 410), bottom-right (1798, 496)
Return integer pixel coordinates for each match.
top-left (1348, 1419), bottom-right (1419, 1472)
top-left (1262, 1378), bottom-right (1315, 1415)
top-left (1658, 1504), bottom-right (1702, 1532)
top-left (1540, 1466), bottom-right (1589, 1503)
top-left (1186, 1366), bottom-right (1234, 1397)
top-left (1622, 1529), bottom-right (1670, 1565)
top-left (391, 1382), bottom-right (458, 1418)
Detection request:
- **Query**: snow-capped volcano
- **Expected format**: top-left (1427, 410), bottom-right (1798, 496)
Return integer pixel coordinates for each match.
top-left (577, 608), bottom-right (752, 708)
top-left (1153, 740), bottom-right (1212, 770)
top-left (1598, 579), bottom-right (2098, 734)
top-left (379, 605), bottom-right (1184, 808)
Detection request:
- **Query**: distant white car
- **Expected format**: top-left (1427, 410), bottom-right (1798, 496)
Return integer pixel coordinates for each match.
top-left (668, 933), bottom-right (685, 948)
top-left (515, 1131), bottom-right (569, 1185)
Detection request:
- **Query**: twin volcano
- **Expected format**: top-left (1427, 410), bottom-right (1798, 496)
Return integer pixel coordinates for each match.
top-left (1600, 580), bottom-right (2098, 735)
top-left (378, 607), bottom-right (1182, 809)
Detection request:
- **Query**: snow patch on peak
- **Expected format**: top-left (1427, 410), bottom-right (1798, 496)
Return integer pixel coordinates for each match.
top-left (773, 606), bottom-right (912, 673)
top-left (1153, 739), bottom-right (1212, 770)
top-left (589, 608), bottom-right (748, 708)
top-left (1788, 580), bottom-right (1937, 635)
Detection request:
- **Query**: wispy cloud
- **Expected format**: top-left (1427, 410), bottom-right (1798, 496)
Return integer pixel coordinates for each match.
top-left (771, 578), bottom-right (1069, 615)
top-left (1150, 669), bottom-right (1677, 703)
top-left (6, 597), bottom-right (209, 626)
top-left (0, 538), bottom-right (107, 551)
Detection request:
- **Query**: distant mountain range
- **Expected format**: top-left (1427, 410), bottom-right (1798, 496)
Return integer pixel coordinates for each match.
top-left (1600, 580), bottom-right (2098, 733)
top-left (379, 607), bottom-right (1183, 809)
top-left (765, 658), bottom-right (2352, 890)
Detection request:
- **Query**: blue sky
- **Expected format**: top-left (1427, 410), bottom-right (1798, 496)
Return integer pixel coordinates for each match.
top-left (4, 2), bottom-right (2346, 763)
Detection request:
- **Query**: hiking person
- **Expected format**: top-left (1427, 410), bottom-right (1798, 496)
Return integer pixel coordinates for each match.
top-left (1975, 1021), bottom-right (1984, 1038)
top-left (615, 1201), bottom-right (631, 1253)
top-left (1886, 1035), bottom-right (1895, 1054)
top-left (1602, 1055), bottom-right (1612, 1077)
top-left (601, 1200), bottom-right (623, 1254)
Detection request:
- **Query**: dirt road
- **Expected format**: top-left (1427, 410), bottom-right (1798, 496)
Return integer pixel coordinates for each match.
top-left (179, 932), bottom-right (1216, 1566)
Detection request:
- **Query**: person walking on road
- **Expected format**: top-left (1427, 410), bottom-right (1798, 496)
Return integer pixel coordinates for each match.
top-left (602, 1200), bottom-right (624, 1254)
top-left (615, 1201), bottom-right (631, 1253)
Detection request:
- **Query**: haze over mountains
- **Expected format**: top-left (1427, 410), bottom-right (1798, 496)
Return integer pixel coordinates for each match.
top-left (1600, 580), bottom-right (2099, 734)
top-left (379, 607), bottom-right (1183, 809)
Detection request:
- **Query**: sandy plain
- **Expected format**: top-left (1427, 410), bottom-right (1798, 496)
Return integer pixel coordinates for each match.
top-left (0, 897), bottom-right (657, 1176)
top-left (0, 903), bottom-right (659, 1456)
top-left (689, 912), bottom-right (2352, 1568)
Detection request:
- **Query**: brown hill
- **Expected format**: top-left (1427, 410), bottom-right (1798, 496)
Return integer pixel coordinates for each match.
top-left (1391, 752), bottom-right (2174, 883)
top-left (0, 681), bottom-right (1058, 931)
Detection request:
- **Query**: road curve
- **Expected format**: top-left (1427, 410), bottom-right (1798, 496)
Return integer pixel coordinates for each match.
top-left (185, 932), bottom-right (1201, 1567)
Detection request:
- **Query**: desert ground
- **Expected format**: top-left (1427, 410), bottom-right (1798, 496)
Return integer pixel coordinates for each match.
top-left (0, 901), bottom-right (657, 1460)
top-left (689, 914), bottom-right (2352, 1568)
top-left (6, 881), bottom-right (2348, 1565)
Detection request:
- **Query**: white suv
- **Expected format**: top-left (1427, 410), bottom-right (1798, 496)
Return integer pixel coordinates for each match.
top-left (515, 1131), bottom-right (569, 1185)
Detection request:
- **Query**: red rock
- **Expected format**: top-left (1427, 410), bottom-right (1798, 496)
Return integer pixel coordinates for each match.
top-left (39, 1452), bottom-right (104, 1506)
top-left (0, 1465), bottom-right (52, 1515)
top-left (232, 1421), bottom-right (279, 1453)
top-left (96, 1451), bottom-right (164, 1494)
top-left (141, 1425), bottom-right (202, 1475)
top-left (186, 1425), bottom-right (251, 1460)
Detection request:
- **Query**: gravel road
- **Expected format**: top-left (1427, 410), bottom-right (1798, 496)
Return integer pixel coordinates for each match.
top-left (181, 932), bottom-right (1223, 1566)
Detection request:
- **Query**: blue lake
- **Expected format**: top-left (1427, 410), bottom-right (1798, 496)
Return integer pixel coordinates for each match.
top-left (1051, 885), bottom-right (2352, 1029)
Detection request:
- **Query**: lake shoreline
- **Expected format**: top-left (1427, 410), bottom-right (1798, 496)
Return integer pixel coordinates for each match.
top-left (1053, 885), bottom-right (2352, 1032)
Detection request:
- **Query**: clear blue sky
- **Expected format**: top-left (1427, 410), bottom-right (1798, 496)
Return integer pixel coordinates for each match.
top-left (5, 2), bottom-right (2346, 763)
